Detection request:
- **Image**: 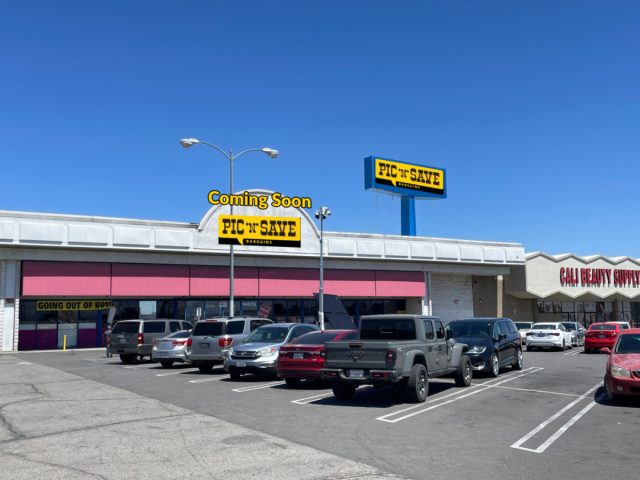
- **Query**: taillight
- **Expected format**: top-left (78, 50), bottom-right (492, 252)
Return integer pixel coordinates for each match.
top-left (187, 337), bottom-right (192, 347)
top-left (551, 333), bottom-right (560, 336)
top-left (137, 333), bottom-right (144, 345)
top-left (386, 350), bottom-right (397, 362)
top-left (320, 349), bottom-right (325, 358)
top-left (218, 337), bottom-right (233, 348)
top-left (153, 339), bottom-right (159, 347)
top-left (172, 340), bottom-right (187, 346)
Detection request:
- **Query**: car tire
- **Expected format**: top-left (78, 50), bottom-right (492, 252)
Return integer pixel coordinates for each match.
top-left (284, 378), bottom-right (301, 387)
top-left (120, 354), bottom-right (136, 364)
top-left (160, 361), bottom-right (174, 368)
top-left (526, 345), bottom-right (534, 352)
top-left (561, 340), bottom-right (567, 351)
top-left (454, 355), bottom-right (472, 387)
top-left (488, 352), bottom-right (500, 377)
top-left (604, 378), bottom-right (619, 403)
top-left (331, 380), bottom-right (356, 400)
top-left (197, 364), bottom-right (213, 373)
top-left (512, 348), bottom-right (524, 370)
top-left (405, 364), bottom-right (429, 403)
top-left (229, 367), bottom-right (241, 380)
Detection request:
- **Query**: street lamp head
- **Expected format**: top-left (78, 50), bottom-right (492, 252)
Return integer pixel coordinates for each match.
top-left (315, 206), bottom-right (331, 220)
top-left (261, 147), bottom-right (279, 158)
top-left (179, 138), bottom-right (200, 148)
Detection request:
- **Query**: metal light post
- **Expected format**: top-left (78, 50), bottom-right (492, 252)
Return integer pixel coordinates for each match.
top-left (180, 138), bottom-right (279, 318)
top-left (315, 206), bottom-right (331, 330)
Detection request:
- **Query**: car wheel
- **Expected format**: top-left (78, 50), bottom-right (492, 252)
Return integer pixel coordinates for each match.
top-left (526, 345), bottom-right (534, 352)
top-left (229, 367), bottom-right (241, 380)
top-left (488, 352), bottom-right (500, 377)
top-left (561, 340), bottom-right (567, 351)
top-left (197, 364), bottom-right (213, 373)
top-left (604, 378), bottom-right (619, 403)
top-left (512, 348), bottom-right (524, 371)
top-left (454, 355), bottom-right (472, 387)
top-left (405, 364), bottom-right (429, 403)
top-left (120, 354), bottom-right (136, 364)
top-left (284, 378), bottom-right (301, 387)
top-left (160, 361), bottom-right (174, 368)
top-left (331, 380), bottom-right (356, 400)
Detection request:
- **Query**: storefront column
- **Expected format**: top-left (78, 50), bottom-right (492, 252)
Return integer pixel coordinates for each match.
top-left (422, 272), bottom-right (432, 315)
top-left (1, 260), bottom-right (20, 352)
top-left (496, 275), bottom-right (504, 318)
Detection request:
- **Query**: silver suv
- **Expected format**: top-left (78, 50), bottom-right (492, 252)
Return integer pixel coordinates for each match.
top-left (187, 317), bottom-right (273, 372)
top-left (109, 319), bottom-right (193, 364)
top-left (224, 323), bottom-right (318, 380)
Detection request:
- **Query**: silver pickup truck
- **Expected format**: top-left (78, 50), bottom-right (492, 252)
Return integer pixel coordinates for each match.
top-left (321, 314), bottom-right (472, 403)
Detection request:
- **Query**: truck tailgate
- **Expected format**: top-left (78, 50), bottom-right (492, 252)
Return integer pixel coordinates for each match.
top-left (324, 340), bottom-right (392, 370)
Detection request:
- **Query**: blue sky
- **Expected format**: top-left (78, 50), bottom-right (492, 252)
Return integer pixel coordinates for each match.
top-left (1, 1), bottom-right (639, 257)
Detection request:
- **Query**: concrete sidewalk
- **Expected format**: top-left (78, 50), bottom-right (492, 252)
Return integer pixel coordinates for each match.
top-left (0, 355), bottom-right (407, 480)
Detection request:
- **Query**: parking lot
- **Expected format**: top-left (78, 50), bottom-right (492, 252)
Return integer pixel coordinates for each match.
top-left (1, 347), bottom-right (636, 480)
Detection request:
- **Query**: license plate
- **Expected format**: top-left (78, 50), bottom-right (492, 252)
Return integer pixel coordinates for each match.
top-left (236, 361), bottom-right (247, 368)
top-left (293, 353), bottom-right (304, 359)
top-left (155, 352), bottom-right (168, 357)
top-left (200, 343), bottom-right (209, 349)
top-left (119, 338), bottom-right (127, 344)
top-left (598, 334), bottom-right (606, 339)
top-left (536, 333), bottom-right (545, 337)
top-left (349, 369), bottom-right (364, 379)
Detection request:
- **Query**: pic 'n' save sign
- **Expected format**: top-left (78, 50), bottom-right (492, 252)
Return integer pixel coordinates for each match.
top-left (364, 156), bottom-right (446, 199)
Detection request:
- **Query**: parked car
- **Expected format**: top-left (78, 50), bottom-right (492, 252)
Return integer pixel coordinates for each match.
top-left (585, 323), bottom-right (622, 353)
top-left (446, 317), bottom-right (523, 377)
top-left (152, 330), bottom-right (192, 368)
top-left (108, 319), bottom-right (193, 363)
top-left (561, 321), bottom-right (586, 347)
top-left (515, 322), bottom-right (534, 345)
top-left (277, 329), bottom-right (357, 386)
top-left (602, 328), bottom-right (640, 402)
top-left (526, 322), bottom-right (573, 351)
top-left (225, 323), bottom-right (319, 380)
top-left (187, 317), bottom-right (273, 372)
top-left (608, 321), bottom-right (631, 330)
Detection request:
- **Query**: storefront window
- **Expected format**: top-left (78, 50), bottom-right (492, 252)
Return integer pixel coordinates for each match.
top-left (139, 300), bottom-right (157, 319)
top-left (157, 300), bottom-right (174, 319)
top-left (241, 300), bottom-right (258, 317)
top-left (371, 300), bottom-right (384, 315)
top-left (258, 300), bottom-right (273, 319)
top-left (288, 301), bottom-right (301, 323)
top-left (114, 300), bottom-right (139, 321)
top-left (185, 300), bottom-right (204, 322)
top-left (272, 301), bottom-right (288, 322)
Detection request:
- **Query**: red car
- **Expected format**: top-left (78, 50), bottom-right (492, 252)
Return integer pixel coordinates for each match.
top-left (602, 328), bottom-right (640, 402)
top-left (277, 329), bottom-right (357, 386)
top-left (584, 322), bottom-right (621, 353)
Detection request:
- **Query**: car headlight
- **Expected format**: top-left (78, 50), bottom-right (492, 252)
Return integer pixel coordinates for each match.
top-left (467, 346), bottom-right (487, 354)
top-left (611, 366), bottom-right (631, 379)
top-left (256, 347), bottom-right (278, 357)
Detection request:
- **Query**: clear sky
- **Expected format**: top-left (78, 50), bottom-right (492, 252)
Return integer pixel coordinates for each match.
top-left (1, 1), bottom-right (639, 257)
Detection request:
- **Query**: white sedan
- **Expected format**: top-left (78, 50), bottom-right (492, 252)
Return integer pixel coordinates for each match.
top-left (526, 322), bottom-right (573, 351)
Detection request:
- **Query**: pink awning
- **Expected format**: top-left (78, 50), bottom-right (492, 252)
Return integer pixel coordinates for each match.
top-left (111, 264), bottom-right (189, 296)
top-left (22, 261), bottom-right (111, 296)
top-left (190, 266), bottom-right (259, 296)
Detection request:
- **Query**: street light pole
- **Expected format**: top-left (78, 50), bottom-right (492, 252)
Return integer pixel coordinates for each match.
top-left (315, 206), bottom-right (331, 330)
top-left (180, 138), bottom-right (279, 318)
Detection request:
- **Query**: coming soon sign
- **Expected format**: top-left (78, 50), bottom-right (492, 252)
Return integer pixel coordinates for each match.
top-left (364, 156), bottom-right (446, 198)
top-left (218, 215), bottom-right (301, 247)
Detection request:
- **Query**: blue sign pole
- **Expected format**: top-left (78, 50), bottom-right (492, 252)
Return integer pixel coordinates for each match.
top-left (401, 196), bottom-right (416, 236)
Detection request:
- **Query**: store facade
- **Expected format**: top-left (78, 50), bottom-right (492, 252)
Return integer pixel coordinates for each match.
top-left (505, 253), bottom-right (640, 327)
top-left (0, 190), bottom-right (525, 352)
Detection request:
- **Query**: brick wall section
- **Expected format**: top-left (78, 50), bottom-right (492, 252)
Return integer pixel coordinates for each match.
top-left (430, 273), bottom-right (474, 324)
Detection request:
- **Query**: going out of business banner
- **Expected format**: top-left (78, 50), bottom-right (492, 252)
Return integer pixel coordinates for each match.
top-left (37, 300), bottom-right (114, 311)
top-left (218, 215), bottom-right (301, 247)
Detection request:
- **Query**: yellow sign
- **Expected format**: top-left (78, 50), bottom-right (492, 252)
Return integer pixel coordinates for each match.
top-left (374, 158), bottom-right (445, 195)
top-left (36, 300), bottom-right (114, 311)
top-left (218, 215), bottom-right (301, 247)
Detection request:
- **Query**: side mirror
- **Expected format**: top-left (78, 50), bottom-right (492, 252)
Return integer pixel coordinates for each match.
top-left (600, 347), bottom-right (611, 355)
top-left (446, 330), bottom-right (453, 340)
top-left (495, 333), bottom-right (507, 341)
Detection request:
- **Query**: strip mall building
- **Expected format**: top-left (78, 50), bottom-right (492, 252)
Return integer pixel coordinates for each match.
top-left (2, 191), bottom-right (638, 352)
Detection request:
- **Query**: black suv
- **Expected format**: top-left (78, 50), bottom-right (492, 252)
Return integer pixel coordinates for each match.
top-left (446, 317), bottom-right (523, 377)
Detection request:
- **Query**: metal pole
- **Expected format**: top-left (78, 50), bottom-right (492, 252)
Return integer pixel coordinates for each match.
top-left (318, 215), bottom-right (324, 331)
top-left (229, 150), bottom-right (235, 318)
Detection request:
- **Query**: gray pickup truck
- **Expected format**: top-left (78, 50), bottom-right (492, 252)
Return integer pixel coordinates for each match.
top-left (321, 314), bottom-right (472, 403)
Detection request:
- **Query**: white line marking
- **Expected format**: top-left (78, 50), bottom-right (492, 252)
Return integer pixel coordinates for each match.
top-left (377, 367), bottom-right (544, 423)
top-left (563, 349), bottom-right (582, 356)
top-left (291, 392), bottom-right (335, 404)
top-left (16, 361), bottom-right (32, 365)
top-left (121, 363), bottom-right (158, 369)
top-left (510, 382), bottom-right (601, 453)
top-left (156, 368), bottom-right (200, 377)
top-left (232, 381), bottom-right (285, 392)
top-left (188, 376), bottom-right (225, 384)
top-left (533, 401), bottom-right (597, 453)
top-left (491, 385), bottom-right (580, 397)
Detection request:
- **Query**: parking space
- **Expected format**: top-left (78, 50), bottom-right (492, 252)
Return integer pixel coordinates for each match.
top-left (13, 348), bottom-right (639, 480)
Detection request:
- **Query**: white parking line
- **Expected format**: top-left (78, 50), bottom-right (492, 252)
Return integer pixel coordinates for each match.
top-left (510, 382), bottom-right (601, 453)
top-left (291, 392), bottom-right (334, 405)
top-left (188, 376), bottom-right (226, 384)
top-left (492, 385), bottom-right (580, 397)
top-left (377, 367), bottom-right (544, 423)
top-left (121, 364), bottom-right (156, 369)
top-left (16, 361), bottom-right (32, 365)
top-left (232, 381), bottom-right (285, 392)
top-left (156, 368), bottom-right (200, 377)
top-left (563, 349), bottom-right (582, 356)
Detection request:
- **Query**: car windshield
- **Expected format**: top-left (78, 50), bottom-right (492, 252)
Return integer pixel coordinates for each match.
top-left (561, 323), bottom-right (576, 331)
top-left (243, 327), bottom-right (289, 343)
top-left (615, 334), bottom-right (640, 354)
top-left (112, 322), bottom-right (140, 334)
top-left (590, 324), bottom-right (615, 331)
top-left (447, 321), bottom-right (492, 338)
top-left (532, 324), bottom-right (557, 330)
top-left (515, 322), bottom-right (532, 329)
top-left (360, 319), bottom-right (416, 340)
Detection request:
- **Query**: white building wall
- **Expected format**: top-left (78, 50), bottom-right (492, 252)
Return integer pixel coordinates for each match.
top-left (0, 260), bottom-right (19, 352)
top-left (430, 273), bottom-right (474, 324)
